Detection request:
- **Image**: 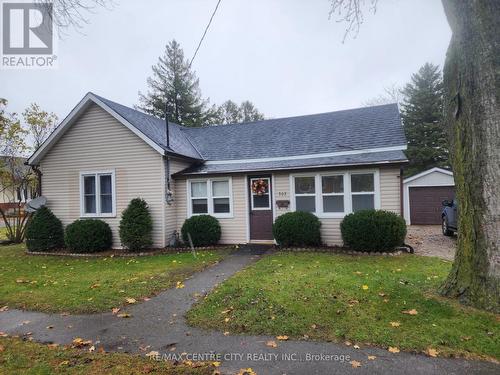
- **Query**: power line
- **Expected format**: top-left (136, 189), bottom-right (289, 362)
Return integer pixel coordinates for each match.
top-left (189, 0), bottom-right (222, 68)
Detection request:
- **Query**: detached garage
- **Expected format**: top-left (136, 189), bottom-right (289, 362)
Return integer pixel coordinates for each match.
top-left (403, 167), bottom-right (455, 225)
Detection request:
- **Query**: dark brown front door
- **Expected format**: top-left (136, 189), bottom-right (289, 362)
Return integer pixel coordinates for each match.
top-left (409, 186), bottom-right (455, 224)
top-left (249, 176), bottom-right (273, 240)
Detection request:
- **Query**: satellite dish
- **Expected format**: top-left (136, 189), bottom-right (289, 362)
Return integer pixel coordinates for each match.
top-left (25, 196), bottom-right (47, 213)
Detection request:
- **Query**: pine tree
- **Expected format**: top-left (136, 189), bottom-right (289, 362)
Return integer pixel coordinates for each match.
top-left (400, 63), bottom-right (448, 176)
top-left (138, 40), bottom-right (210, 127)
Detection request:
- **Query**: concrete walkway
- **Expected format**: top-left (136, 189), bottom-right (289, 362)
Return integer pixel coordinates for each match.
top-left (0, 248), bottom-right (498, 375)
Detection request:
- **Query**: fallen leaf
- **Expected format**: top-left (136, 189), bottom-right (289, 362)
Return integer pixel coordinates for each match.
top-left (125, 298), bottom-right (137, 304)
top-left (388, 346), bottom-right (400, 353)
top-left (367, 355), bottom-right (376, 360)
top-left (276, 335), bottom-right (289, 341)
top-left (112, 308), bottom-right (120, 314)
top-left (143, 297), bottom-right (151, 302)
top-left (311, 324), bottom-right (317, 329)
top-left (58, 361), bottom-right (69, 366)
top-left (46, 325), bottom-right (53, 329)
top-left (224, 317), bottom-right (230, 323)
top-left (221, 309), bottom-right (232, 314)
top-left (0, 306), bottom-right (8, 312)
top-left (117, 313), bottom-right (131, 318)
top-left (223, 331), bottom-right (230, 336)
top-left (212, 361), bottom-right (221, 367)
top-left (237, 368), bottom-right (256, 375)
top-left (266, 340), bottom-right (277, 348)
top-left (402, 309), bottom-right (418, 315)
top-left (90, 283), bottom-right (100, 289)
top-left (362, 285), bottom-right (369, 290)
top-left (47, 343), bottom-right (59, 348)
top-left (426, 348), bottom-right (438, 357)
top-left (72, 337), bottom-right (92, 348)
top-left (146, 351), bottom-right (159, 358)
top-left (390, 321), bottom-right (401, 327)
top-left (378, 292), bottom-right (386, 297)
top-left (461, 336), bottom-right (472, 341)
top-left (175, 281), bottom-right (185, 289)
top-left (89, 345), bottom-right (95, 352)
top-left (353, 344), bottom-right (360, 349)
top-left (350, 360), bottom-right (362, 368)
top-left (0, 332), bottom-right (8, 337)
top-left (344, 341), bottom-right (352, 346)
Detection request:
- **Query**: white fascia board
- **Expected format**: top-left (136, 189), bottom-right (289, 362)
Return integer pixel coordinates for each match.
top-left (204, 145), bottom-right (407, 165)
top-left (403, 167), bottom-right (453, 184)
top-left (27, 93), bottom-right (165, 165)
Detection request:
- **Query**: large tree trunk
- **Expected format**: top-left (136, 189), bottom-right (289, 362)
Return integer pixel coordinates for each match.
top-left (439, 0), bottom-right (500, 312)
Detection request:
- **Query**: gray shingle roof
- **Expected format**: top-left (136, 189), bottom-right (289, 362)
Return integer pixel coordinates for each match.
top-left (94, 94), bottom-right (202, 160)
top-left (183, 104), bottom-right (406, 161)
top-left (178, 150), bottom-right (408, 175)
top-left (91, 93), bottom-right (407, 173)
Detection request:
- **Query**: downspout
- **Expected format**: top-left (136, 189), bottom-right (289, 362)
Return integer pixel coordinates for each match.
top-left (164, 102), bottom-right (173, 204)
top-left (399, 165), bottom-right (404, 218)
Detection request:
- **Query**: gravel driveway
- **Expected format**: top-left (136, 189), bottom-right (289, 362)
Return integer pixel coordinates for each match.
top-left (406, 225), bottom-right (457, 261)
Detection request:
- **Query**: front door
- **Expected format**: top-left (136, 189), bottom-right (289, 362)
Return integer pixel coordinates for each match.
top-left (249, 176), bottom-right (273, 241)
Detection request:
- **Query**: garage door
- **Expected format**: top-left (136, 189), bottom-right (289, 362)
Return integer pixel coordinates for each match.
top-left (409, 186), bottom-right (455, 224)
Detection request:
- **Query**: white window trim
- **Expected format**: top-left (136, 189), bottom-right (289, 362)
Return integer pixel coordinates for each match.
top-left (250, 177), bottom-right (271, 210)
top-left (79, 170), bottom-right (116, 218)
top-left (187, 177), bottom-right (233, 219)
top-left (289, 169), bottom-right (380, 218)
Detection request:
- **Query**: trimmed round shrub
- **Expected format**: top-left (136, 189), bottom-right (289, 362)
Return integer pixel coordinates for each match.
top-left (64, 219), bottom-right (112, 253)
top-left (119, 198), bottom-right (153, 251)
top-left (340, 209), bottom-right (406, 252)
top-left (273, 211), bottom-right (321, 247)
top-left (26, 206), bottom-right (64, 252)
top-left (181, 215), bottom-right (221, 247)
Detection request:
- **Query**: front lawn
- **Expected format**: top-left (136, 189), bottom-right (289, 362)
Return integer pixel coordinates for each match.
top-left (0, 243), bottom-right (228, 313)
top-left (187, 252), bottom-right (500, 360)
top-left (0, 337), bottom-right (213, 374)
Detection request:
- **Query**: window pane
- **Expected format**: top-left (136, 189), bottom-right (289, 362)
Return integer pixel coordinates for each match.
top-left (212, 180), bottom-right (229, 196)
top-left (323, 196), bottom-right (344, 212)
top-left (322, 175), bottom-right (343, 194)
top-left (191, 182), bottom-right (207, 197)
top-left (351, 174), bottom-right (374, 192)
top-left (84, 195), bottom-right (96, 214)
top-left (352, 194), bottom-right (375, 211)
top-left (100, 175), bottom-right (112, 194)
top-left (192, 198), bottom-right (208, 214)
top-left (253, 194), bottom-right (270, 208)
top-left (84, 176), bottom-right (96, 195)
top-left (101, 195), bottom-right (112, 213)
top-left (213, 197), bottom-right (230, 213)
top-left (296, 196), bottom-right (315, 212)
top-left (295, 177), bottom-right (315, 194)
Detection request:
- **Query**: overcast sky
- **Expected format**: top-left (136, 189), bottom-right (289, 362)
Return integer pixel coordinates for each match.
top-left (2, 0), bottom-right (451, 121)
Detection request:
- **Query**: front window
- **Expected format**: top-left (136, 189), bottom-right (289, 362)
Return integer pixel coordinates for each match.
top-left (294, 176), bottom-right (316, 212)
top-left (292, 171), bottom-right (378, 216)
top-left (351, 173), bottom-right (375, 211)
top-left (189, 178), bottom-right (232, 217)
top-left (80, 171), bottom-right (115, 217)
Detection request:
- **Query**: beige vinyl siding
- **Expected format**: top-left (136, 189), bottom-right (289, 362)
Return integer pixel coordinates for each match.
top-left (164, 158), bottom-right (192, 245)
top-left (39, 104), bottom-right (165, 248)
top-left (380, 167), bottom-right (401, 214)
top-left (174, 175), bottom-right (248, 244)
top-left (274, 166), bottom-right (401, 246)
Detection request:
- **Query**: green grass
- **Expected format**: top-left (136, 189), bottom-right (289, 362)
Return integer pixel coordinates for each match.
top-left (187, 252), bottom-right (500, 360)
top-left (0, 243), bottom-right (228, 313)
top-left (0, 337), bottom-right (214, 374)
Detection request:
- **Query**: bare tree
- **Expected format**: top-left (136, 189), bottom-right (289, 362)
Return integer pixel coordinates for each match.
top-left (330, 0), bottom-right (500, 312)
top-left (362, 83), bottom-right (403, 107)
top-left (329, 0), bottom-right (378, 42)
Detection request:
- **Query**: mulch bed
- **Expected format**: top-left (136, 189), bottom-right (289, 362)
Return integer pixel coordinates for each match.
top-left (25, 245), bottom-right (236, 257)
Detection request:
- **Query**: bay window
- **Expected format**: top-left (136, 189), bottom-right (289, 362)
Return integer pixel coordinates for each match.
top-left (80, 171), bottom-right (115, 217)
top-left (188, 178), bottom-right (232, 218)
top-left (292, 170), bottom-right (379, 217)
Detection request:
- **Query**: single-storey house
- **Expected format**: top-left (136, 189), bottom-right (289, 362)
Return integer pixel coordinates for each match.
top-left (27, 92), bottom-right (408, 248)
top-left (403, 167), bottom-right (455, 225)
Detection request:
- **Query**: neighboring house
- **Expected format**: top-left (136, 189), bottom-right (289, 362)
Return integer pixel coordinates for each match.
top-left (0, 156), bottom-right (35, 213)
top-left (27, 93), bottom-right (408, 248)
top-left (403, 167), bottom-right (455, 225)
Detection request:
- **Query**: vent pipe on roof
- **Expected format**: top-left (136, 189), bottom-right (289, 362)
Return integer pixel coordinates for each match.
top-left (165, 101), bottom-right (170, 149)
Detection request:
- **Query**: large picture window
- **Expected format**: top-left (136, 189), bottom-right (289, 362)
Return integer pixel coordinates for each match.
top-left (80, 171), bottom-right (115, 217)
top-left (188, 178), bottom-right (232, 218)
top-left (291, 170), bottom-right (379, 217)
